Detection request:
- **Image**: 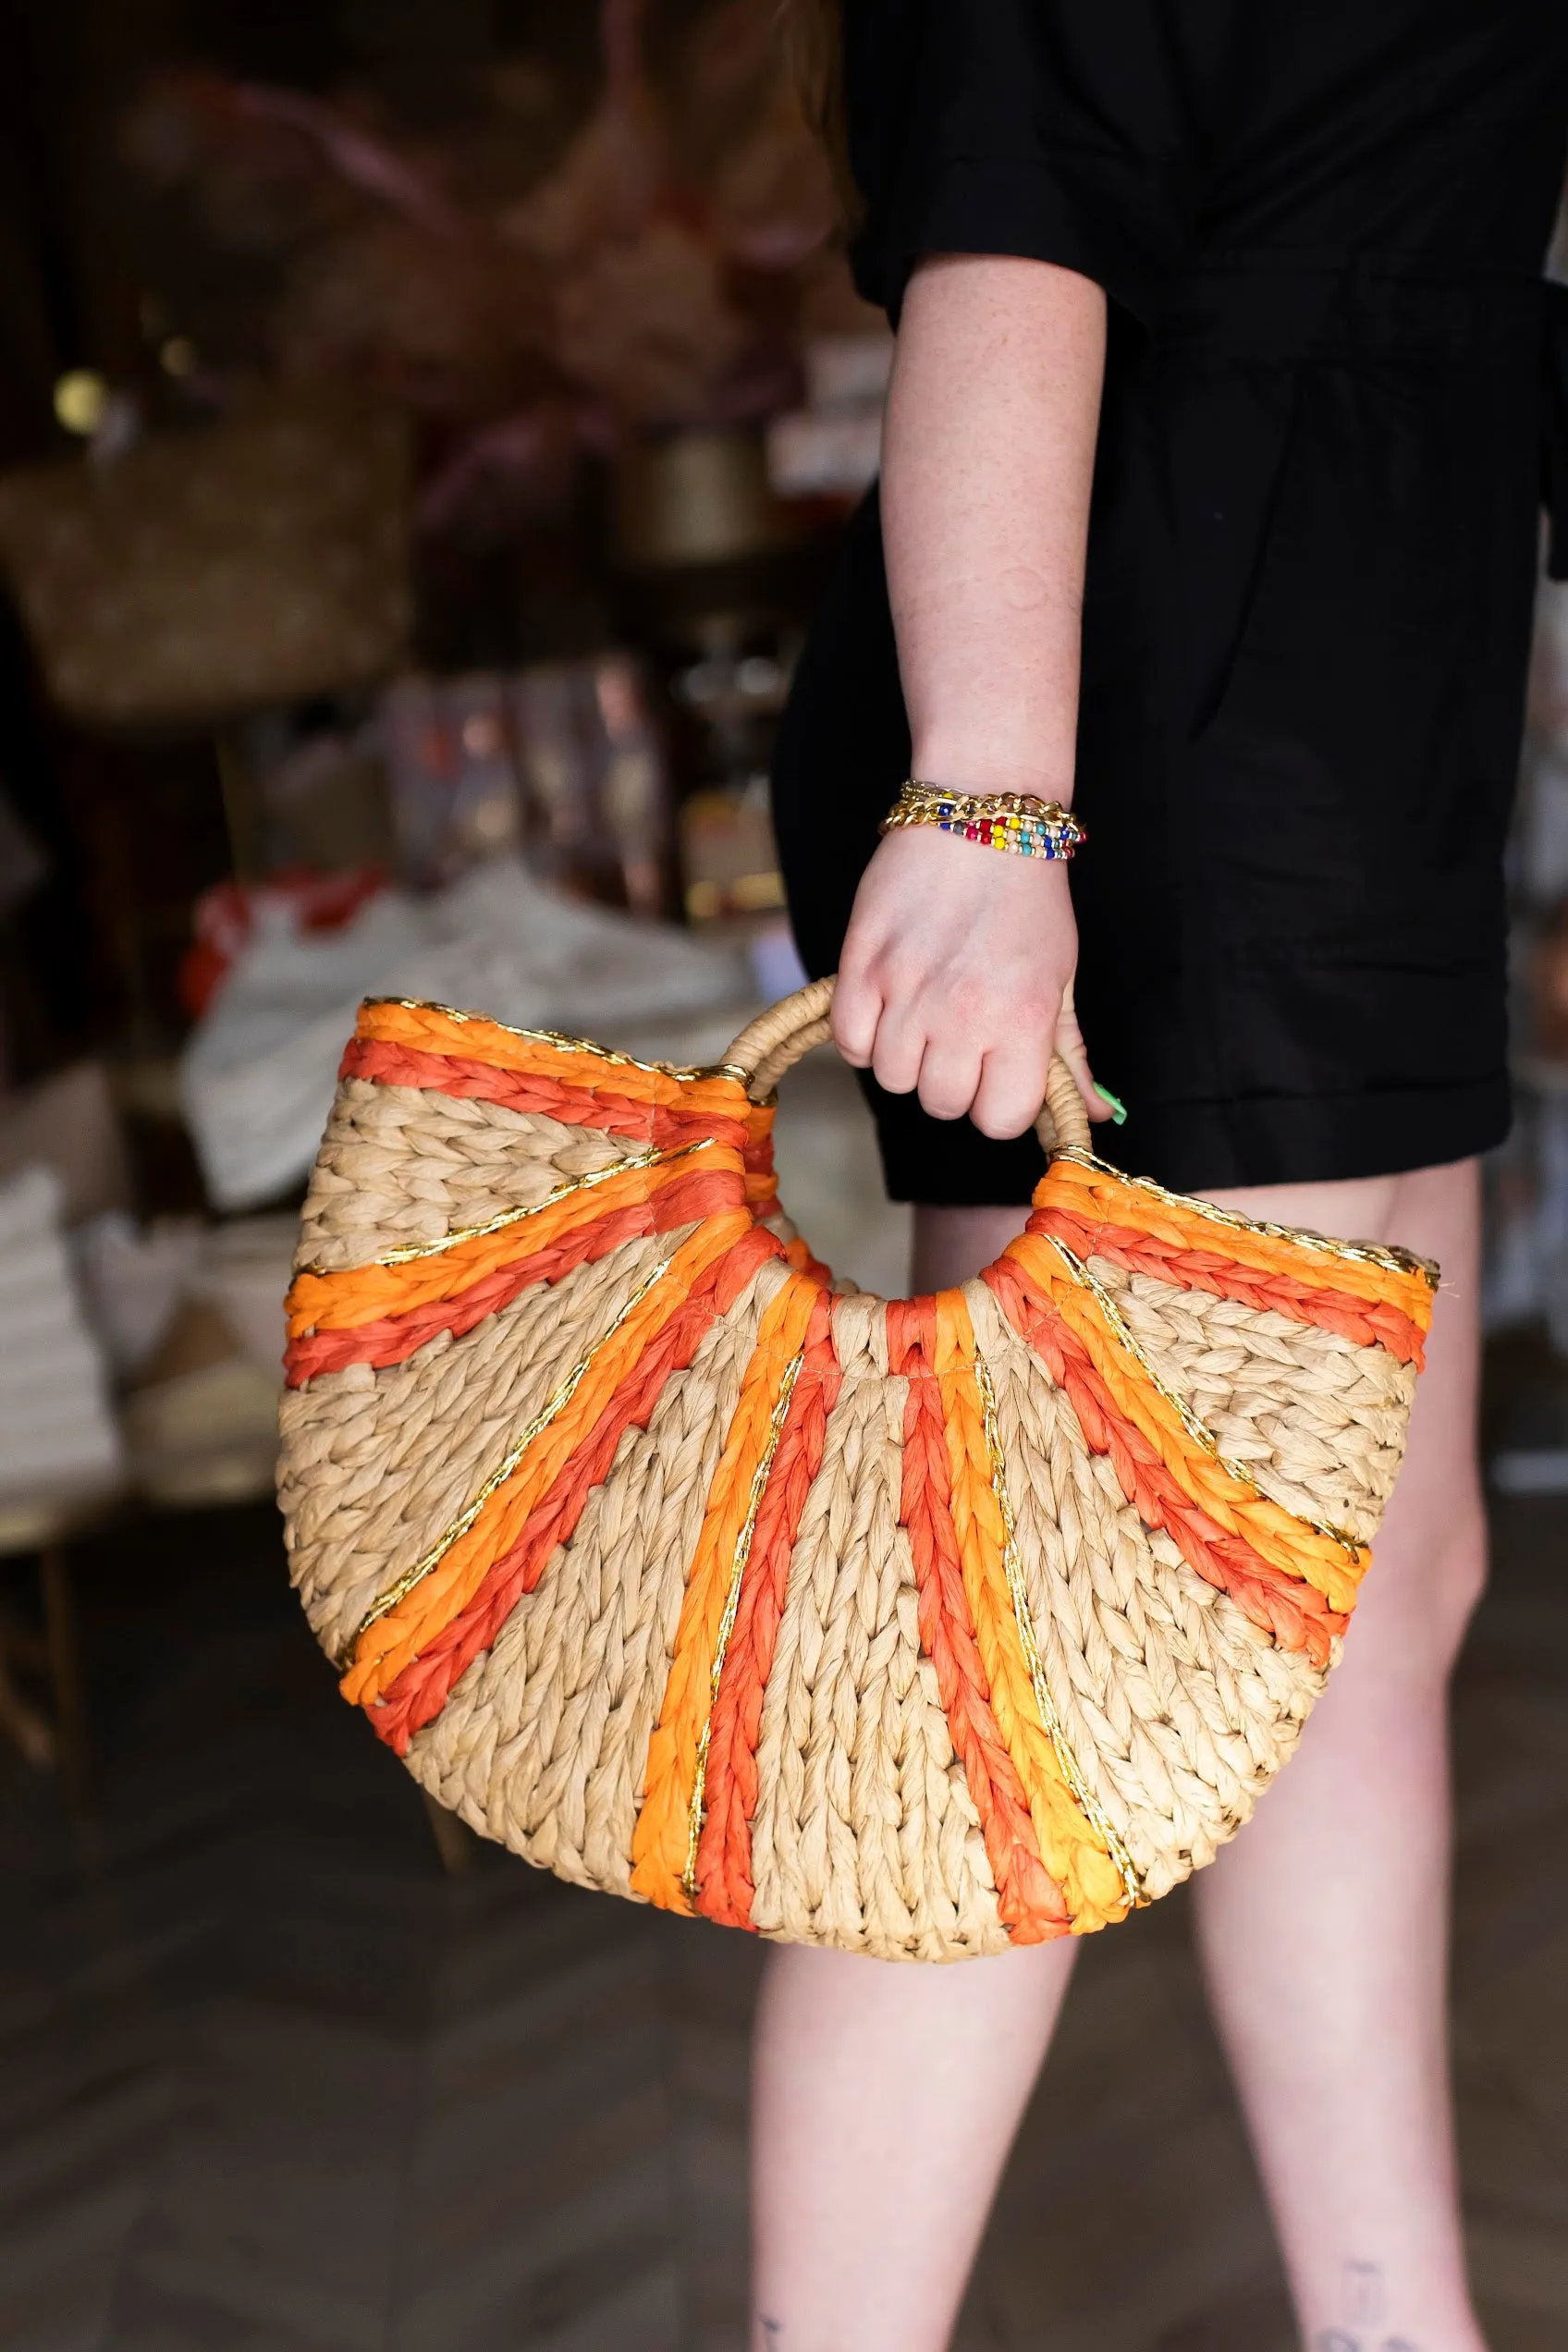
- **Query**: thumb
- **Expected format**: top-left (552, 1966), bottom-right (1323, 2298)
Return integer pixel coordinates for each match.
top-left (1053, 976), bottom-right (1116, 1124)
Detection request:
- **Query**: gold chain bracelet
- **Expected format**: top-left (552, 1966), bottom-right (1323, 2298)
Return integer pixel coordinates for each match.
top-left (880, 780), bottom-right (1086, 860)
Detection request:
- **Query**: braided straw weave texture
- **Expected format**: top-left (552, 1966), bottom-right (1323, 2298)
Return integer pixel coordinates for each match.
top-left (277, 987), bottom-right (1438, 1958)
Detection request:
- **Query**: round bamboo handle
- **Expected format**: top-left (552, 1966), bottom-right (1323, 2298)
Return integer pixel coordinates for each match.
top-left (725, 975), bottom-right (1093, 1156)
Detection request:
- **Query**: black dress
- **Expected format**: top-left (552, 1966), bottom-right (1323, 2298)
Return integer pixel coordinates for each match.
top-left (771, 0), bottom-right (1568, 1200)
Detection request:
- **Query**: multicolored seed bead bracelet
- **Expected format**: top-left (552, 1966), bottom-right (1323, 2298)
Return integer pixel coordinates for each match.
top-left (881, 780), bottom-right (1087, 860)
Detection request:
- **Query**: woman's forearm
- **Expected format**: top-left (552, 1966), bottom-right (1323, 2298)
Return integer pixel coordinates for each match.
top-left (831, 252), bottom-right (1112, 1137)
top-left (881, 255), bottom-right (1107, 799)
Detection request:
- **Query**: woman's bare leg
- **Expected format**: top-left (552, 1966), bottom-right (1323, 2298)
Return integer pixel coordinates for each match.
top-left (1193, 1157), bottom-right (1486, 2352)
top-left (749, 1202), bottom-right (1064, 2352)
top-left (752, 1171), bottom-right (1486, 2350)
top-left (751, 1937), bottom-right (1076, 2352)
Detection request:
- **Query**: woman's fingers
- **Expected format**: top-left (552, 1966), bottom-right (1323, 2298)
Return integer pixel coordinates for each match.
top-left (835, 969), bottom-right (1083, 1137)
top-left (915, 1036), bottom-right (986, 1122)
top-left (869, 1006), bottom-right (925, 1099)
top-left (835, 984), bottom-right (1094, 1140)
top-left (831, 967), bottom-right (882, 1068)
top-left (971, 1041), bottom-right (1052, 1139)
top-left (1053, 978), bottom-right (1114, 1122)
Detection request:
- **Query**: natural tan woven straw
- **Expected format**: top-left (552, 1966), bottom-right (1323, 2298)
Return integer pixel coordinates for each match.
top-left (278, 978), bottom-right (1438, 1956)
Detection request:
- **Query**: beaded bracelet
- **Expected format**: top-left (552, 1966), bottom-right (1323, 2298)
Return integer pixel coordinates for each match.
top-left (880, 779), bottom-right (1086, 860)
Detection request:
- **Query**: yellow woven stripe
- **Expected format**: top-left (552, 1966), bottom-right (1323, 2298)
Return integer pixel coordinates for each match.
top-left (630, 1272), bottom-right (822, 1914)
top-left (1006, 1233), bottom-right (1367, 1614)
top-left (340, 1207), bottom-right (753, 1708)
top-left (933, 1291), bottom-right (1130, 1934)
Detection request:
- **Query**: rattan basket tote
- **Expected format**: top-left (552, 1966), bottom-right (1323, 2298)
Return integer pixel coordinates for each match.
top-left (278, 979), bottom-right (1437, 1958)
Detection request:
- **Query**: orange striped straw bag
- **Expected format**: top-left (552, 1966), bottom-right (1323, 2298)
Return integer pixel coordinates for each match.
top-left (278, 978), bottom-right (1437, 1957)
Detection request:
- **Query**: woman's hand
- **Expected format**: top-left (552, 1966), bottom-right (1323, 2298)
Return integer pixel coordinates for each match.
top-left (832, 824), bottom-right (1111, 1139)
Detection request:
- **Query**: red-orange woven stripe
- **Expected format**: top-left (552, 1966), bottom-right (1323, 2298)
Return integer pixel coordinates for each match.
top-left (692, 1291), bottom-right (842, 1930)
top-left (1028, 1205), bottom-right (1427, 1367)
top-left (340, 1035), bottom-right (752, 1153)
top-left (367, 1223), bottom-right (784, 1754)
top-left (1030, 1157), bottom-right (1434, 1315)
top-left (285, 1167), bottom-right (741, 1387)
top-left (742, 1101), bottom-right (779, 1216)
top-left (985, 1256), bottom-right (1341, 1666)
top-left (888, 1298), bottom-right (1072, 1943)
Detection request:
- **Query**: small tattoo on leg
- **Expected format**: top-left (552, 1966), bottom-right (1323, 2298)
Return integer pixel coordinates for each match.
top-left (759, 2318), bottom-right (784, 2347)
top-left (1313, 2262), bottom-right (1422, 2352)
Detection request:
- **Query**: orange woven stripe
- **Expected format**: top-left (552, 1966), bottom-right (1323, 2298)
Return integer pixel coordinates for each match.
top-left (340, 1207), bottom-right (756, 1709)
top-left (889, 1297), bottom-right (1071, 1944)
top-left (340, 1035), bottom-right (749, 1154)
top-left (933, 1292), bottom-right (1130, 1934)
top-left (1029, 1158), bottom-right (1436, 1328)
top-left (1008, 1232), bottom-right (1366, 1613)
top-left (692, 1291), bottom-right (841, 1930)
top-left (630, 1271), bottom-right (824, 1914)
top-left (365, 1224), bottom-right (784, 1752)
top-left (285, 1177), bottom-right (723, 1387)
top-left (356, 998), bottom-right (750, 1125)
top-left (985, 1253), bottom-right (1342, 1666)
top-left (287, 1149), bottom-right (745, 1340)
top-left (779, 1231), bottom-right (833, 1282)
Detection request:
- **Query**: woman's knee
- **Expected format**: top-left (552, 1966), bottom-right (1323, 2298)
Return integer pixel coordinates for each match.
top-left (1353, 1493), bottom-right (1488, 1684)
top-left (1424, 1499), bottom-right (1488, 1671)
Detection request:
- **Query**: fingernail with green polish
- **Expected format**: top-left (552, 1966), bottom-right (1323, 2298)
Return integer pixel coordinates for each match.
top-left (1093, 1084), bottom-right (1128, 1126)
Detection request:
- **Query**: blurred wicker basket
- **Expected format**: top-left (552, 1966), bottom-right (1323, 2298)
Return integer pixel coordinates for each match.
top-left (0, 386), bottom-right (410, 732)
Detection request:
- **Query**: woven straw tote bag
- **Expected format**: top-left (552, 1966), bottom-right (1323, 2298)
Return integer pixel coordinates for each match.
top-left (278, 979), bottom-right (1437, 1957)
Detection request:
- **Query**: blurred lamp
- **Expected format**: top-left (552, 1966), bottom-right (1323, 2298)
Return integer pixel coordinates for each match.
top-left (53, 371), bottom-right (108, 437)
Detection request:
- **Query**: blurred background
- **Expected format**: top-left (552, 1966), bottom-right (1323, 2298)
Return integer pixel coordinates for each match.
top-left (0, 6), bottom-right (1564, 2348)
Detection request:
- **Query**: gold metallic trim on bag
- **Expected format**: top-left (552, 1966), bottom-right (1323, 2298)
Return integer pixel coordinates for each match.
top-left (681, 1346), bottom-right (806, 1903)
top-left (1046, 1235), bottom-right (1368, 1565)
top-left (1048, 1147), bottom-right (1440, 1291)
top-left (308, 1136), bottom-right (724, 1275)
top-left (974, 1351), bottom-right (1145, 1914)
top-left (361, 995), bottom-right (753, 1084)
top-left (338, 1253), bottom-right (677, 1671)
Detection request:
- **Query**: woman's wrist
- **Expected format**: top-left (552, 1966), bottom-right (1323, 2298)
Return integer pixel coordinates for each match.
top-left (906, 745), bottom-right (1075, 809)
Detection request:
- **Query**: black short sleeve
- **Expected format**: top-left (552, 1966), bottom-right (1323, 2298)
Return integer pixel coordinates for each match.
top-left (844, 0), bottom-right (1219, 325)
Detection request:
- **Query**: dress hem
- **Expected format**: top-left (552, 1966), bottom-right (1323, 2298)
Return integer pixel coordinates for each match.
top-left (869, 1074), bottom-right (1511, 1206)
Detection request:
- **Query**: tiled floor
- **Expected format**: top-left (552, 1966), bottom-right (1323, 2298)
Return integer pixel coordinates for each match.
top-left (0, 1060), bottom-right (1563, 2351)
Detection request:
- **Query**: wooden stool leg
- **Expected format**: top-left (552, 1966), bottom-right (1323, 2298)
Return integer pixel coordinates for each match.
top-left (40, 1544), bottom-right (90, 1814)
top-left (0, 1623), bottom-right (53, 1768)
